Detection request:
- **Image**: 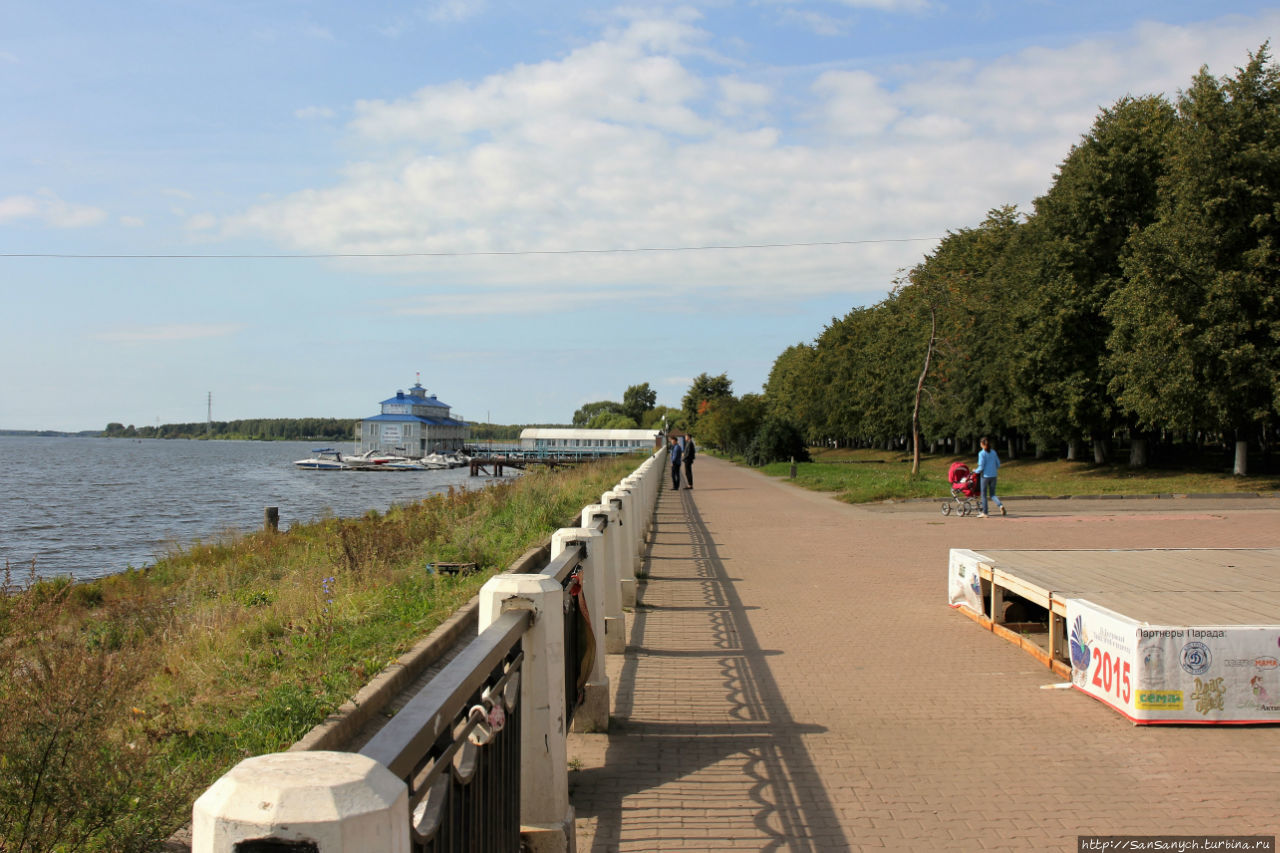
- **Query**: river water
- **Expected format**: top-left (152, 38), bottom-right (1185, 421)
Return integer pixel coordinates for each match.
top-left (0, 436), bottom-right (498, 583)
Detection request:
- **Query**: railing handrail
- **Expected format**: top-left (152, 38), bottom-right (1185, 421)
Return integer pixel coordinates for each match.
top-left (547, 541), bottom-right (584, 584)
top-left (359, 607), bottom-right (532, 779)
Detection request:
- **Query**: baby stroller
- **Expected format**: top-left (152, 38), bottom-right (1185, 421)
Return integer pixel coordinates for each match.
top-left (941, 461), bottom-right (980, 516)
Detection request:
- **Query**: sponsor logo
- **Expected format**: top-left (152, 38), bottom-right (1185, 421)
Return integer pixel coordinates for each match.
top-left (1225, 656), bottom-right (1279, 669)
top-left (1136, 690), bottom-right (1183, 710)
top-left (1180, 641), bottom-right (1212, 675)
top-left (1070, 616), bottom-right (1093, 687)
top-left (1191, 676), bottom-right (1226, 715)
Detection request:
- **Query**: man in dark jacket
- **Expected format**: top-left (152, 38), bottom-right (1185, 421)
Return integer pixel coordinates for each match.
top-left (683, 437), bottom-right (695, 489)
top-left (669, 435), bottom-right (682, 489)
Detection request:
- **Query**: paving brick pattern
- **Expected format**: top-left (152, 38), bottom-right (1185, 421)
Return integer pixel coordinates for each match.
top-left (568, 457), bottom-right (1280, 852)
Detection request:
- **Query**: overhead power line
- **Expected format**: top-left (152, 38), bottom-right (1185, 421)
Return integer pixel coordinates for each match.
top-left (0, 236), bottom-right (941, 260)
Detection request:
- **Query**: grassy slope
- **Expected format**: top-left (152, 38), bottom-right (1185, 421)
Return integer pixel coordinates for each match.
top-left (0, 456), bottom-right (639, 851)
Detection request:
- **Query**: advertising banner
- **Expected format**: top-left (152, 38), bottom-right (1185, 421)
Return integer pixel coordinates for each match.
top-left (1067, 598), bottom-right (1280, 724)
top-left (380, 424), bottom-right (403, 443)
top-left (947, 549), bottom-right (988, 616)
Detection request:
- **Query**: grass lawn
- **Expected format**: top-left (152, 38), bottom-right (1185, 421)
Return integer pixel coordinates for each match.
top-left (757, 447), bottom-right (1280, 504)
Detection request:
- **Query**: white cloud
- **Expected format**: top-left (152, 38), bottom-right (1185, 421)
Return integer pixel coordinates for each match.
top-left (119, 215), bottom-right (145, 228)
top-left (765, 0), bottom-right (932, 15)
top-left (186, 213), bottom-right (218, 231)
top-left (813, 70), bottom-right (901, 136)
top-left (95, 324), bottom-right (246, 344)
top-left (779, 9), bottom-right (852, 36)
top-left (832, 0), bottom-right (932, 10)
top-left (0, 51), bottom-right (18, 64)
top-left (425, 0), bottom-right (487, 24)
top-left (295, 105), bottom-right (336, 120)
top-left (0, 190), bottom-right (106, 228)
top-left (226, 9), bottom-right (1280, 310)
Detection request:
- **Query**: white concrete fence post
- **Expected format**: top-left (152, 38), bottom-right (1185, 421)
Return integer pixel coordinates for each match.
top-left (601, 490), bottom-right (636, 607)
top-left (602, 485), bottom-right (640, 579)
top-left (551, 527), bottom-right (608, 732)
top-left (479, 573), bottom-right (574, 853)
top-left (191, 751), bottom-right (409, 853)
top-left (581, 503), bottom-right (625, 654)
top-left (623, 475), bottom-right (647, 562)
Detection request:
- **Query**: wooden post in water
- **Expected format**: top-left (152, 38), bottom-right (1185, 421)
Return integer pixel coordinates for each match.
top-left (264, 506), bottom-right (279, 533)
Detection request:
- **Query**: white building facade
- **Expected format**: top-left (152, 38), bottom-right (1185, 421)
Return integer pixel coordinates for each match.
top-left (518, 428), bottom-right (661, 452)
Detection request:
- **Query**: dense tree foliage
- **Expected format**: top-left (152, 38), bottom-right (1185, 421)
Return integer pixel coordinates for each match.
top-left (570, 381), bottom-right (662, 429)
top-left (681, 373), bottom-right (735, 430)
top-left (752, 47), bottom-right (1280, 474)
top-left (621, 383), bottom-right (657, 424)
top-left (104, 418), bottom-right (357, 441)
top-left (572, 400), bottom-right (625, 426)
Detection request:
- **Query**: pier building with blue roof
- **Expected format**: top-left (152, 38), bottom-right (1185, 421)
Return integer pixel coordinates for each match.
top-left (358, 380), bottom-right (469, 457)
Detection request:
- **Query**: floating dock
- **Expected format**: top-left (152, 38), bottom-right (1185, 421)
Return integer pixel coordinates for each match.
top-left (948, 548), bottom-right (1280, 724)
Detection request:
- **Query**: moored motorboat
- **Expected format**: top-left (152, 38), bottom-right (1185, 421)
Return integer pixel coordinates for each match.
top-left (293, 449), bottom-right (351, 470)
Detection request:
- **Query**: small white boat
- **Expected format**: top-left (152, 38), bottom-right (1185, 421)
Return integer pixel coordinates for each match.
top-left (423, 451), bottom-right (470, 469)
top-left (293, 449), bottom-right (350, 470)
top-left (419, 453), bottom-right (453, 470)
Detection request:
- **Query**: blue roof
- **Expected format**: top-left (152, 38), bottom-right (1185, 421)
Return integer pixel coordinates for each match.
top-left (362, 414), bottom-right (468, 426)
top-left (379, 395), bottom-right (450, 408)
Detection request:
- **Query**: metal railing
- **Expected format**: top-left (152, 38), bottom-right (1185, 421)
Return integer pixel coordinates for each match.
top-left (193, 446), bottom-right (667, 853)
top-left (359, 609), bottom-right (531, 852)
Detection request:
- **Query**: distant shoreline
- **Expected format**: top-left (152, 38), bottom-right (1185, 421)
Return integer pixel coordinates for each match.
top-left (0, 429), bottom-right (102, 437)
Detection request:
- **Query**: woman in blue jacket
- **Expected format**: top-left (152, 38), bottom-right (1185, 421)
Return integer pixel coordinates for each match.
top-left (975, 436), bottom-right (1005, 518)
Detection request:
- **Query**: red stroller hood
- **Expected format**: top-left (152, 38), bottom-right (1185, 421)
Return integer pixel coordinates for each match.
top-left (947, 461), bottom-right (970, 485)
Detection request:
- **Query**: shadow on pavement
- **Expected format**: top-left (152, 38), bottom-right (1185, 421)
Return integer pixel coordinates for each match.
top-left (573, 487), bottom-right (849, 852)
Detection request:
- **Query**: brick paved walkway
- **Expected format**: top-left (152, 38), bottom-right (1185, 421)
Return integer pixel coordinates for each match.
top-left (568, 456), bottom-right (1280, 852)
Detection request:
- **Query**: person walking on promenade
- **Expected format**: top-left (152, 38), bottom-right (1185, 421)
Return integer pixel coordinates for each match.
top-left (975, 436), bottom-right (1006, 518)
top-left (669, 435), bottom-right (683, 490)
top-left (683, 436), bottom-right (696, 488)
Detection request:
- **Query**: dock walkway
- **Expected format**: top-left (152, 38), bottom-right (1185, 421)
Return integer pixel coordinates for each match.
top-left (568, 456), bottom-right (1280, 851)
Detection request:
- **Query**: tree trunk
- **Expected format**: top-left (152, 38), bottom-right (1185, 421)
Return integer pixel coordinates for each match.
top-left (1067, 439), bottom-right (1079, 461)
top-left (1035, 444), bottom-right (1046, 460)
top-left (1006, 436), bottom-right (1016, 460)
top-left (911, 306), bottom-right (936, 475)
top-left (1234, 439), bottom-right (1249, 476)
top-left (1092, 438), bottom-right (1108, 465)
top-left (1129, 437), bottom-right (1148, 469)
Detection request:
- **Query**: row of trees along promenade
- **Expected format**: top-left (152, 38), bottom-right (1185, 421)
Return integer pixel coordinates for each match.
top-left (757, 47), bottom-right (1280, 476)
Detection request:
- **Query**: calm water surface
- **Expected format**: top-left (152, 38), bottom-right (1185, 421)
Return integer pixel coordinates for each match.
top-left (0, 436), bottom-right (497, 583)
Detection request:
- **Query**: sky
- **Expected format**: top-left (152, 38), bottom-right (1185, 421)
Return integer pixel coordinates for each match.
top-left (3, 1), bottom-right (1279, 432)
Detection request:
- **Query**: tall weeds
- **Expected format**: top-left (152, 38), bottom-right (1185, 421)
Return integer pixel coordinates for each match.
top-left (0, 569), bottom-right (188, 852)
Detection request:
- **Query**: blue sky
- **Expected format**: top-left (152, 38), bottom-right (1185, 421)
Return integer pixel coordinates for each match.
top-left (3, 1), bottom-right (1278, 431)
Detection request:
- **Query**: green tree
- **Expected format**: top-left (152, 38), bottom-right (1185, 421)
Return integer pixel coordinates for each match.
top-left (642, 405), bottom-right (682, 430)
top-left (1014, 95), bottom-right (1176, 464)
top-left (681, 373), bottom-right (734, 428)
top-left (572, 400), bottom-right (623, 427)
top-left (587, 412), bottom-right (640, 430)
top-left (744, 417), bottom-right (811, 466)
top-left (621, 383), bottom-right (657, 424)
top-left (764, 344), bottom-right (821, 441)
top-left (1107, 46), bottom-right (1280, 474)
top-left (905, 207), bottom-right (1028, 454)
top-left (698, 393), bottom-right (766, 455)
